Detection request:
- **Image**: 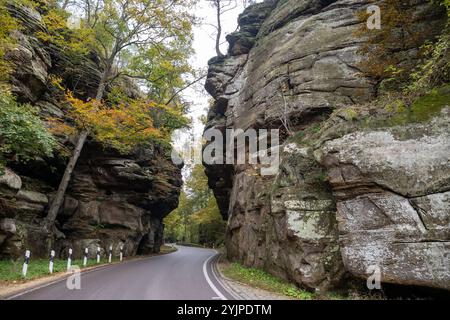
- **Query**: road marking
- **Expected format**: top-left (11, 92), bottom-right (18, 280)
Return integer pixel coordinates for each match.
top-left (209, 254), bottom-right (242, 300)
top-left (203, 253), bottom-right (227, 301)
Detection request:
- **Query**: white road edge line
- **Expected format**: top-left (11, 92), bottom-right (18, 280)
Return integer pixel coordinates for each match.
top-left (210, 254), bottom-right (242, 300)
top-left (203, 253), bottom-right (227, 301)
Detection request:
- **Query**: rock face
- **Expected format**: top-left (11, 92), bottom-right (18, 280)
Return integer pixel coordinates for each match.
top-left (0, 5), bottom-right (182, 259)
top-left (55, 142), bottom-right (182, 257)
top-left (204, 0), bottom-right (449, 292)
top-left (315, 112), bottom-right (450, 290)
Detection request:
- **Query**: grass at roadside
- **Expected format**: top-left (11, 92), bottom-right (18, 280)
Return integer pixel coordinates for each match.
top-left (176, 242), bottom-right (205, 248)
top-left (160, 244), bottom-right (178, 253)
top-left (0, 259), bottom-right (87, 282)
top-left (221, 262), bottom-right (315, 300)
top-left (0, 245), bottom-right (178, 283)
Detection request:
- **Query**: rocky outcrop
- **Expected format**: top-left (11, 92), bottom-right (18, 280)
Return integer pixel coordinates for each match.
top-left (55, 142), bottom-right (182, 257)
top-left (315, 110), bottom-right (450, 290)
top-left (204, 0), bottom-right (449, 292)
top-left (0, 5), bottom-right (182, 259)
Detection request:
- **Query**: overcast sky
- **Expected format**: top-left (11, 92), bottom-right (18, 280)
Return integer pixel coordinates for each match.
top-left (173, 1), bottom-right (262, 177)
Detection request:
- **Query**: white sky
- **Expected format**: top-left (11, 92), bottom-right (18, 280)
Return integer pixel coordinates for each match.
top-left (173, 1), bottom-right (263, 179)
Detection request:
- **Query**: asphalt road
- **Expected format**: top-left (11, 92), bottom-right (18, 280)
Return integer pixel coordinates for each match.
top-left (9, 245), bottom-right (235, 300)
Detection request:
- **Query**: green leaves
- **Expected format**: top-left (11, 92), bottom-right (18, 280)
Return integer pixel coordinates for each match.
top-left (165, 164), bottom-right (225, 245)
top-left (83, 0), bottom-right (196, 102)
top-left (0, 91), bottom-right (56, 170)
top-left (0, 0), bottom-right (20, 85)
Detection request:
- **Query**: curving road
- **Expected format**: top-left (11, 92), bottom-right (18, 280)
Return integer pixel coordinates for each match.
top-left (8, 245), bottom-right (235, 300)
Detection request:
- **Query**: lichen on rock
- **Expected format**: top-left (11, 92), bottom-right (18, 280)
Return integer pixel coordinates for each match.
top-left (203, 0), bottom-right (449, 293)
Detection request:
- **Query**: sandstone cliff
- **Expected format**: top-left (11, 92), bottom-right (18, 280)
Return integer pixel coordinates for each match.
top-left (204, 0), bottom-right (449, 292)
top-left (0, 5), bottom-right (182, 259)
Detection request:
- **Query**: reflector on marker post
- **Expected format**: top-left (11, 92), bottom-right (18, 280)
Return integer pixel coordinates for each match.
top-left (119, 246), bottom-right (123, 262)
top-left (22, 250), bottom-right (30, 277)
top-left (49, 250), bottom-right (55, 274)
top-left (97, 247), bottom-right (101, 263)
top-left (108, 245), bottom-right (112, 263)
top-left (67, 248), bottom-right (72, 271)
top-left (83, 248), bottom-right (88, 267)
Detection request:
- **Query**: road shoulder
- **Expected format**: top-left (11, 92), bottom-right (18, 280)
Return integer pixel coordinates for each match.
top-left (213, 255), bottom-right (292, 300)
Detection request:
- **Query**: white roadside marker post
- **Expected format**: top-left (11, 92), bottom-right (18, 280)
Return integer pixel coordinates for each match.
top-left (22, 250), bottom-right (30, 277)
top-left (108, 245), bottom-right (112, 263)
top-left (96, 247), bottom-right (101, 263)
top-left (83, 248), bottom-right (88, 267)
top-left (49, 250), bottom-right (55, 274)
top-left (119, 246), bottom-right (123, 262)
top-left (67, 248), bottom-right (72, 271)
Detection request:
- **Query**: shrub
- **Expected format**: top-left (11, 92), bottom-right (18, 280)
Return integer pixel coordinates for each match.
top-left (0, 91), bottom-right (56, 171)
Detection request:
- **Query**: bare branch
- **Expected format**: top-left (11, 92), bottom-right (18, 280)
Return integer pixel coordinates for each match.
top-left (165, 74), bottom-right (207, 105)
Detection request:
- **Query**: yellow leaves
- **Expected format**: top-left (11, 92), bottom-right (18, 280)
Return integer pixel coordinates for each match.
top-left (0, 0), bottom-right (20, 84)
top-left (43, 9), bottom-right (68, 31)
top-left (47, 117), bottom-right (77, 137)
top-left (65, 91), bottom-right (169, 153)
top-left (48, 75), bottom-right (65, 91)
top-left (36, 7), bottom-right (93, 56)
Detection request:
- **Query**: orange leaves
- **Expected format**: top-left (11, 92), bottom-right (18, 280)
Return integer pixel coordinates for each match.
top-left (47, 117), bottom-right (77, 138)
top-left (65, 91), bottom-right (165, 153)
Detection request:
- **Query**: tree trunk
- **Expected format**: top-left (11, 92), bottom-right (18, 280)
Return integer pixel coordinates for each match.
top-left (215, 2), bottom-right (224, 58)
top-left (44, 68), bottom-right (109, 231)
top-left (43, 130), bottom-right (88, 231)
top-left (96, 71), bottom-right (108, 101)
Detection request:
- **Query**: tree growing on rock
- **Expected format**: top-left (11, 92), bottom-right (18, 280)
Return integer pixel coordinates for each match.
top-left (0, 92), bottom-right (56, 173)
top-left (43, 0), bottom-right (196, 231)
top-left (0, 1), bottom-right (56, 173)
top-left (205, 0), bottom-right (258, 58)
top-left (206, 0), bottom-right (237, 57)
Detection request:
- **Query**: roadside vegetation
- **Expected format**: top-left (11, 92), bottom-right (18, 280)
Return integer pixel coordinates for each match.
top-left (219, 261), bottom-right (376, 300)
top-left (0, 244), bottom-right (176, 283)
top-left (220, 262), bottom-right (316, 300)
top-left (0, 258), bottom-right (86, 282)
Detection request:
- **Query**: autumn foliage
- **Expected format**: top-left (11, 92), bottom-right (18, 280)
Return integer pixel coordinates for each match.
top-left (50, 92), bottom-right (189, 153)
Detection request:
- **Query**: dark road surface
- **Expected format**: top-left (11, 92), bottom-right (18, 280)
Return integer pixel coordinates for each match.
top-left (8, 246), bottom-right (234, 300)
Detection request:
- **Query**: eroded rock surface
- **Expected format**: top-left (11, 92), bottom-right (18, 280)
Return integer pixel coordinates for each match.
top-left (204, 0), bottom-right (449, 292)
top-left (316, 111), bottom-right (450, 290)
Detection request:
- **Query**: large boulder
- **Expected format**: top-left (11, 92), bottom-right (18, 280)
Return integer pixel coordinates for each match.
top-left (316, 109), bottom-right (450, 290)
